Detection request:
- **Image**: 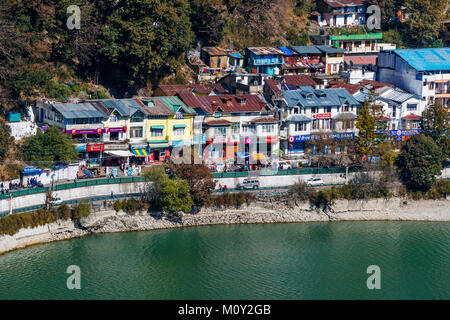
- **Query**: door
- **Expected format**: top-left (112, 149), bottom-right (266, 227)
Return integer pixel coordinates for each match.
top-left (327, 64), bottom-right (331, 74)
top-left (154, 150), bottom-right (160, 161)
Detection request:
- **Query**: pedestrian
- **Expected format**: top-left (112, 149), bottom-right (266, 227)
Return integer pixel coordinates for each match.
top-left (111, 191), bottom-right (114, 199)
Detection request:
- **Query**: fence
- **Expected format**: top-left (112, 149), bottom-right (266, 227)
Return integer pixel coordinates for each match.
top-left (0, 176), bottom-right (146, 200)
top-left (212, 166), bottom-right (365, 179)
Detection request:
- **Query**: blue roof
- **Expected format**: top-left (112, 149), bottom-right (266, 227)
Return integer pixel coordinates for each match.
top-left (283, 87), bottom-right (360, 108)
top-left (392, 48), bottom-right (450, 71)
top-left (279, 46), bottom-right (294, 56)
top-left (229, 53), bottom-right (244, 59)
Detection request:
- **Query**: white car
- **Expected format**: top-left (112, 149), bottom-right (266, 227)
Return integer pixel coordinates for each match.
top-left (306, 177), bottom-right (324, 187)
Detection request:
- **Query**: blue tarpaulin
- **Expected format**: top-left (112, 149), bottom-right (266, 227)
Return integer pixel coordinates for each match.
top-left (235, 152), bottom-right (250, 159)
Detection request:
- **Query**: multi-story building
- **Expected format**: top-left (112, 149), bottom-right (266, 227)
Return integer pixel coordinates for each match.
top-left (316, 0), bottom-right (368, 28)
top-left (311, 33), bottom-right (396, 54)
top-left (277, 87), bottom-right (361, 157)
top-left (177, 93), bottom-right (278, 164)
top-left (245, 47), bottom-right (285, 75)
top-left (377, 48), bottom-right (450, 108)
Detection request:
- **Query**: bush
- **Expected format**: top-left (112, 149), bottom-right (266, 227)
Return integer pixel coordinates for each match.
top-left (123, 199), bottom-right (139, 214)
top-left (113, 200), bottom-right (123, 212)
top-left (72, 201), bottom-right (91, 219)
top-left (209, 192), bottom-right (255, 208)
top-left (56, 203), bottom-right (71, 220)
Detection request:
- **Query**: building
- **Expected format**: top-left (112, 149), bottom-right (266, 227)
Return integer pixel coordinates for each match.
top-left (153, 84), bottom-right (228, 96)
top-left (316, 45), bottom-right (345, 75)
top-left (341, 55), bottom-right (377, 84)
top-left (245, 47), bottom-right (285, 75)
top-left (278, 87), bottom-right (361, 157)
top-left (316, 0), bottom-right (368, 28)
top-left (377, 48), bottom-right (450, 108)
top-left (177, 93), bottom-right (278, 164)
top-left (354, 86), bottom-right (426, 136)
top-left (311, 33), bottom-right (396, 54)
top-left (200, 47), bottom-right (244, 71)
top-left (288, 46), bottom-right (325, 75)
top-left (139, 96), bottom-right (195, 163)
top-left (218, 73), bottom-right (272, 94)
top-left (264, 75), bottom-right (319, 103)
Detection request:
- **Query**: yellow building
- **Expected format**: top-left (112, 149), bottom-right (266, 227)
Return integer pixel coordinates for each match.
top-left (140, 97), bottom-right (195, 162)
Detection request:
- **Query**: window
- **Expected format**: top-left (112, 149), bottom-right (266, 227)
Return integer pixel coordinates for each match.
top-left (311, 107), bottom-right (317, 113)
top-left (294, 107), bottom-right (299, 114)
top-left (131, 111), bottom-right (144, 122)
top-left (151, 129), bottom-right (163, 137)
top-left (175, 111), bottom-right (184, 119)
top-left (322, 119), bottom-right (331, 129)
top-left (407, 104), bottom-right (417, 111)
top-left (130, 127), bottom-right (143, 138)
top-left (231, 122), bottom-right (240, 134)
top-left (410, 122), bottom-right (420, 129)
top-left (326, 106), bottom-right (332, 113)
top-left (392, 106), bottom-right (396, 117)
top-left (312, 120), bottom-right (319, 130)
top-left (214, 127), bottom-right (227, 136)
top-left (173, 127), bottom-right (185, 136)
top-left (429, 82), bottom-right (434, 90)
top-left (242, 125), bottom-right (254, 133)
top-left (295, 122), bottom-right (306, 131)
top-left (261, 124), bottom-right (274, 133)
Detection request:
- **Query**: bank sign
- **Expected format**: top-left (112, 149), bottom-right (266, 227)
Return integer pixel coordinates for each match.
top-left (289, 132), bottom-right (355, 142)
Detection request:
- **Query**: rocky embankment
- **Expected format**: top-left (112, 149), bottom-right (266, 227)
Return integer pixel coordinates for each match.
top-left (1, 198), bottom-right (449, 255)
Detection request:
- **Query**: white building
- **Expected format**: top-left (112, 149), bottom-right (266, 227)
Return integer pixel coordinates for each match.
top-left (377, 48), bottom-right (450, 108)
top-left (317, 0), bottom-right (368, 28)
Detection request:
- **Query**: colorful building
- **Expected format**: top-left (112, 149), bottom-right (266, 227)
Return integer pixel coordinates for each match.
top-left (245, 47), bottom-right (285, 75)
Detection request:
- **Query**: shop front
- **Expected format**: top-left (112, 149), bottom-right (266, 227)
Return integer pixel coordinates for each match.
top-left (130, 144), bottom-right (150, 165)
top-left (148, 140), bottom-right (170, 163)
top-left (287, 133), bottom-right (355, 155)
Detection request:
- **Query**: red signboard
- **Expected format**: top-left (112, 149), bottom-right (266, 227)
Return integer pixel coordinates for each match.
top-left (87, 144), bottom-right (105, 152)
top-left (312, 113), bottom-right (331, 119)
top-left (266, 136), bottom-right (279, 143)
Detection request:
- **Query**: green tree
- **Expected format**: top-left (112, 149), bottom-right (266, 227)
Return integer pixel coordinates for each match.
top-left (404, 0), bottom-right (447, 47)
top-left (396, 134), bottom-right (443, 192)
top-left (143, 165), bottom-right (193, 213)
top-left (421, 102), bottom-right (450, 159)
top-left (355, 93), bottom-right (387, 157)
top-left (99, 0), bottom-right (194, 89)
top-left (0, 119), bottom-right (14, 160)
top-left (21, 126), bottom-right (79, 168)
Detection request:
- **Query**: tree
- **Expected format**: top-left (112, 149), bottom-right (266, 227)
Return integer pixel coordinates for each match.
top-left (396, 134), bottom-right (443, 192)
top-left (143, 165), bottom-right (193, 213)
top-left (355, 93), bottom-right (387, 157)
top-left (21, 126), bottom-right (79, 168)
top-left (98, 0), bottom-right (194, 90)
top-left (404, 0), bottom-right (447, 47)
top-left (0, 119), bottom-right (13, 160)
top-left (166, 147), bottom-right (216, 207)
top-left (421, 102), bottom-right (450, 159)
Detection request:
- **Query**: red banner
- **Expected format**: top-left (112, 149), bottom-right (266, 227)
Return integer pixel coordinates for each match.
top-left (312, 113), bottom-right (331, 119)
top-left (87, 144), bottom-right (105, 152)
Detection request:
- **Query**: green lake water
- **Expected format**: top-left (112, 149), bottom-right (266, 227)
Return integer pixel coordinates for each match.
top-left (0, 221), bottom-right (448, 299)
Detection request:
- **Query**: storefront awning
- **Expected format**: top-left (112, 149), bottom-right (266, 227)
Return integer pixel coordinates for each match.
top-left (173, 124), bottom-right (186, 128)
top-left (235, 152), bottom-right (250, 159)
top-left (287, 115), bottom-right (312, 122)
top-left (149, 143), bottom-right (169, 149)
top-left (132, 149), bottom-right (149, 157)
top-left (151, 125), bottom-right (165, 129)
top-left (105, 150), bottom-right (134, 157)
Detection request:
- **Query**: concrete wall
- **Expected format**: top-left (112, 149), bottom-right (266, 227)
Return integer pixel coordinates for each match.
top-left (0, 182), bottom-right (147, 215)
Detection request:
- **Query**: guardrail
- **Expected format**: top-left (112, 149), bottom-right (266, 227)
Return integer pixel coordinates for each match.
top-left (0, 176), bottom-right (146, 200)
top-left (212, 167), bottom-right (365, 179)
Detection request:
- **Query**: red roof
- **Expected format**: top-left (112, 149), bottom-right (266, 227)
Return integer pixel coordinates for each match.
top-left (284, 75), bottom-right (317, 87)
top-left (377, 116), bottom-right (391, 121)
top-left (402, 114), bottom-right (421, 120)
top-left (265, 79), bottom-right (281, 93)
top-left (328, 82), bottom-right (363, 94)
top-left (344, 55), bottom-right (378, 66)
top-left (158, 84), bottom-right (228, 96)
top-left (204, 119), bottom-right (232, 126)
top-left (360, 80), bottom-right (394, 89)
top-left (177, 93), bottom-right (268, 114)
top-left (251, 117), bottom-right (278, 123)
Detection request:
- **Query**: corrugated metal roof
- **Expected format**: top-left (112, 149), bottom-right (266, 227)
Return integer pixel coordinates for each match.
top-left (316, 45), bottom-right (345, 54)
top-left (247, 47), bottom-right (285, 55)
top-left (52, 103), bottom-right (108, 119)
top-left (392, 48), bottom-right (450, 71)
top-left (292, 46), bottom-right (322, 54)
top-left (283, 87), bottom-right (360, 108)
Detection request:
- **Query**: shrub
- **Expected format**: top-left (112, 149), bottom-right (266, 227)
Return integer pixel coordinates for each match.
top-left (112, 200), bottom-right (123, 212)
top-left (72, 201), bottom-right (91, 219)
top-left (56, 203), bottom-right (71, 220)
top-left (210, 192), bottom-right (255, 208)
top-left (123, 199), bottom-right (139, 214)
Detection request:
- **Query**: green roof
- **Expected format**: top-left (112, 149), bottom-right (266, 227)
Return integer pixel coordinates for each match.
top-left (329, 33), bottom-right (383, 41)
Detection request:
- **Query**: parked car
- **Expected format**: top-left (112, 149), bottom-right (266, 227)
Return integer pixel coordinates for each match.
top-left (50, 197), bottom-right (63, 206)
top-left (237, 178), bottom-right (260, 190)
top-left (306, 177), bottom-right (324, 187)
top-left (272, 160), bottom-right (291, 170)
